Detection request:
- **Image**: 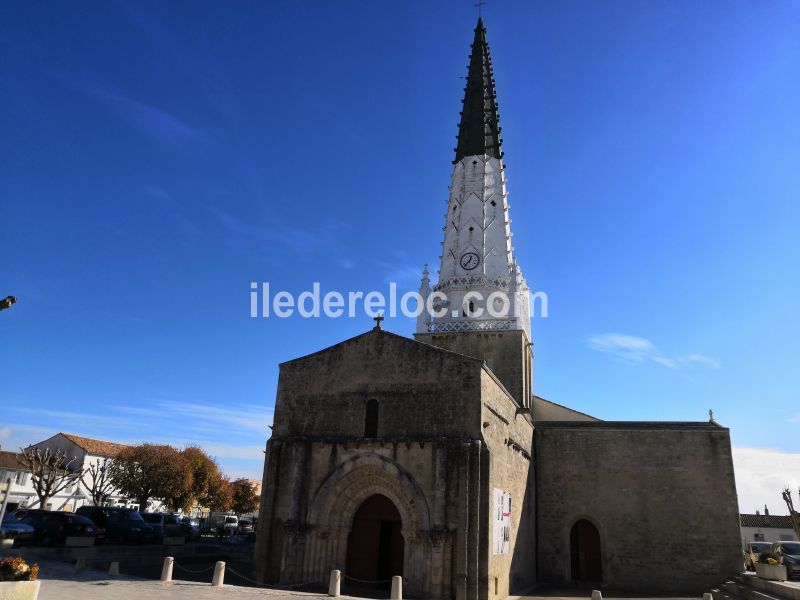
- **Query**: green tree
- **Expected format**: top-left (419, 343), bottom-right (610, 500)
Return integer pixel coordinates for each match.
top-left (108, 444), bottom-right (191, 511)
top-left (230, 478), bottom-right (260, 515)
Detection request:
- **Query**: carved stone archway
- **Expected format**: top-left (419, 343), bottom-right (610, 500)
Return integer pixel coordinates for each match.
top-left (302, 453), bottom-right (432, 594)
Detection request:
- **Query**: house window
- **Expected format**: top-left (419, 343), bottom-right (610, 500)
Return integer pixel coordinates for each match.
top-left (14, 472), bottom-right (27, 485)
top-left (365, 399), bottom-right (379, 438)
top-left (754, 533), bottom-right (765, 541)
top-left (780, 534), bottom-right (794, 541)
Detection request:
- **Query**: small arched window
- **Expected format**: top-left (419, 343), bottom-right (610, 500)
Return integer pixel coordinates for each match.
top-left (365, 399), bottom-right (379, 438)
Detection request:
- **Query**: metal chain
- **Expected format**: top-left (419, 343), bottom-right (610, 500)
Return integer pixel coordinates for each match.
top-left (343, 574), bottom-right (393, 584)
top-left (173, 562), bottom-right (216, 574)
top-left (224, 565), bottom-right (318, 589)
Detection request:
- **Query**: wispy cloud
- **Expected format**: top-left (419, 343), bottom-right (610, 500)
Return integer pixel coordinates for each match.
top-left (4, 400), bottom-right (273, 479)
top-left (587, 333), bottom-right (721, 369)
top-left (63, 79), bottom-right (206, 150)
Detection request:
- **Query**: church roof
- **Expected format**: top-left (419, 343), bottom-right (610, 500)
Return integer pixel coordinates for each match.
top-left (280, 326), bottom-right (484, 366)
top-left (454, 18), bottom-right (502, 163)
top-left (535, 421), bottom-right (728, 431)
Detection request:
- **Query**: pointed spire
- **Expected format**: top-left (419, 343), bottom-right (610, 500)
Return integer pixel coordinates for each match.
top-left (454, 18), bottom-right (502, 163)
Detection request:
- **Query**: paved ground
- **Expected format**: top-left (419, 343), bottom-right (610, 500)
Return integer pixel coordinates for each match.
top-left (29, 557), bottom-right (349, 600)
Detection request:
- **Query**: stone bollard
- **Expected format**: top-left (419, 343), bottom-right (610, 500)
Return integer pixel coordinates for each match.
top-left (328, 569), bottom-right (341, 597)
top-left (591, 591), bottom-right (602, 600)
top-left (160, 556), bottom-right (174, 582)
top-left (212, 561), bottom-right (225, 587)
top-left (74, 557), bottom-right (86, 572)
top-left (108, 561), bottom-right (120, 577)
top-left (391, 575), bottom-right (403, 600)
top-left (703, 594), bottom-right (713, 600)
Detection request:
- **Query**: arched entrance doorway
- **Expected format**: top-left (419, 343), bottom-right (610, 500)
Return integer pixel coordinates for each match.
top-left (570, 519), bottom-right (602, 582)
top-left (345, 494), bottom-right (404, 588)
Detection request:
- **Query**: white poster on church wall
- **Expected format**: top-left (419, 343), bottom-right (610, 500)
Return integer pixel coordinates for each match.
top-left (493, 488), bottom-right (511, 555)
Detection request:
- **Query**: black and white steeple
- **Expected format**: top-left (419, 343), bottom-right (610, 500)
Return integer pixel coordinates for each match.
top-left (417, 18), bottom-right (531, 340)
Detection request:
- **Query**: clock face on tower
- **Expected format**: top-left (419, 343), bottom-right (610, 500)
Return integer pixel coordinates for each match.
top-left (460, 252), bottom-right (480, 270)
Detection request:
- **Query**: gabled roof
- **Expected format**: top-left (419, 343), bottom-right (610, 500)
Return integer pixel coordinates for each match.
top-left (0, 450), bottom-right (22, 471)
top-left (281, 327), bottom-right (483, 366)
top-left (740, 513), bottom-right (796, 529)
top-left (59, 433), bottom-right (129, 458)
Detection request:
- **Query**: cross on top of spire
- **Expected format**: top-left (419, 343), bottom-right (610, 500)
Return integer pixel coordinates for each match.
top-left (453, 17), bottom-right (502, 164)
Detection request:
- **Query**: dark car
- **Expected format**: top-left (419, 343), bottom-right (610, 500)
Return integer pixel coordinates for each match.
top-left (14, 509), bottom-right (99, 546)
top-left (75, 506), bottom-right (155, 544)
top-left (179, 516), bottom-right (201, 541)
top-left (772, 541), bottom-right (800, 580)
top-left (141, 512), bottom-right (182, 542)
top-left (1, 512), bottom-right (35, 546)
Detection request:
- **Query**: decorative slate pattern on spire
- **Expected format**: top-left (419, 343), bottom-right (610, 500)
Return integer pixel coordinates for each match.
top-left (454, 18), bottom-right (502, 163)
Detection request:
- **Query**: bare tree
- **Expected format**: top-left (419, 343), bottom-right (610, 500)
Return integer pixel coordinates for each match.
top-left (16, 447), bottom-right (83, 509)
top-left (80, 458), bottom-right (116, 506)
top-left (782, 487), bottom-right (800, 539)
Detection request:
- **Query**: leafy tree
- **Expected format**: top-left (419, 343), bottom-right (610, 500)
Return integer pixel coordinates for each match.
top-left (170, 446), bottom-right (226, 512)
top-left (80, 457), bottom-right (116, 506)
top-left (230, 478), bottom-right (260, 515)
top-left (108, 444), bottom-right (191, 511)
top-left (782, 487), bottom-right (800, 539)
top-left (16, 447), bottom-right (83, 509)
top-left (206, 476), bottom-right (233, 513)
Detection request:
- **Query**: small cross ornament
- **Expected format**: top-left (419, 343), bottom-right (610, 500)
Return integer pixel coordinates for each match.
top-left (373, 313), bottom-right (384, 330)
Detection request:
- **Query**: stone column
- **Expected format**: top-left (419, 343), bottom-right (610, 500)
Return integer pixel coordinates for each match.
top-left (254, 439), bottom-right (282, 583)
top-left (467, 440), bottom-right (482, 600)
top-left (282, 440), bottom-right (308, 583)
top-left (455, 442), bottom-right (471, 600)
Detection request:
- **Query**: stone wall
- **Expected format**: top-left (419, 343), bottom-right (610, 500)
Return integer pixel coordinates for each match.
top-left (273, 329), bottom-right (484, 438)
top-left (479, 370), bottom-right (536, 598)
top-left (254, 329), bottom-right (524, 600)
top-left (416, 329), bottom-right (531, 409)
top-left (534, 422), bottom-right (742, 593)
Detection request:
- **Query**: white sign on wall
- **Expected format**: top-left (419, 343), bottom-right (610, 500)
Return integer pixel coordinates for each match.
top-left (493, 488), bottom-right (512, 555)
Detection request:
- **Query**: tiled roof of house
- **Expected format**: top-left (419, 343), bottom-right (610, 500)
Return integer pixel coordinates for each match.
top-left (740, 513), bottom-right (795, 528)
top-left (60, 433), bottom-right (130, 458)
top-left (0, 450), bottom-right (23, 470)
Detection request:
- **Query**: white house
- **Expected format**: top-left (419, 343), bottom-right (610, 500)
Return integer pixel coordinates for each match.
top-left (0, 433), bottom-right (147, 512)
top-left (740, 510), bottom-right (799, 546)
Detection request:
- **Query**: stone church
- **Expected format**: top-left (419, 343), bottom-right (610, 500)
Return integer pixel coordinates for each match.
top-left (254, 19), bottom-right (742, 599)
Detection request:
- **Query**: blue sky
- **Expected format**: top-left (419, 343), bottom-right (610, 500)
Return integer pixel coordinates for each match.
top-left (1, 1), bottom-right (799, 512)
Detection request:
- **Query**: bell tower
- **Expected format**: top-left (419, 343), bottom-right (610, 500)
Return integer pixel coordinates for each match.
top-left (415, 18), bottom-right (533, 408)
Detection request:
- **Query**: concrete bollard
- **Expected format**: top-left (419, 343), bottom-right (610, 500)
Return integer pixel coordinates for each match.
top-left (391, 575), bottom-right (403, 600)
top-left (703, 594), bottom-right (713, 600)
top-left (212, 561), bottom-right (225, 587)
top-left (160, 556), bottom-right (174, 582)
top-left (74, 557), bottom-right (86, 572)
top-left (591, 591), bottom-right (602, 600)
top-left (328, 569), bottom-right (341, 597)
top-left (108, 561), bottom-right (120, 577)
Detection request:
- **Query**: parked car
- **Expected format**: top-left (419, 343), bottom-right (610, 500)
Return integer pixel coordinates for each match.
top-left (75, 506), bottom-right (155, 544)
top-left (179, 516), bottom-right (201, 541)
top-left (205, 513), bottom-right (238, 537)
top-left (141, 512), bottom-right (182, 542)
top-left (744, 541), bottom-right (774, 570)
top-left (14, 509), bottom-right (100, 546)
top-left (237, 519), bottom-right (254, 535)
top-left (771, 541), bottom-right (800, 580)
top-left (1, 512), bottom-right (35, 546)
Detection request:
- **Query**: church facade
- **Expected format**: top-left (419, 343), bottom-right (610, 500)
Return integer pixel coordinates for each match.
top-left (254, 19), bottom-right (742, 599)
